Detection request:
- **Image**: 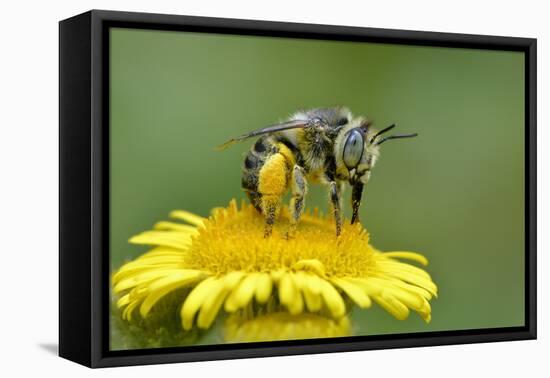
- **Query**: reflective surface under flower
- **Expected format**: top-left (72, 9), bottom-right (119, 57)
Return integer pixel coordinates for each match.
top-left (113, 200), bottom-right (437, 341)
top-left (225, 312), bottom-right (351, 342)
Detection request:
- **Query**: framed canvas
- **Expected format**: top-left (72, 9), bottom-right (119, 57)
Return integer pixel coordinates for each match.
top-left (59, 9), bottom-right (537, 368)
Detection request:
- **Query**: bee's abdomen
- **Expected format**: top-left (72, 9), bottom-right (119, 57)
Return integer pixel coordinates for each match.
top-left (241, 137), bottom-right (271, 192)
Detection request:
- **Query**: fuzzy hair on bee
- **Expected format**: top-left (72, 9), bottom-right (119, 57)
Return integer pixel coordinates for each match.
top-left (218, 107), bottom-right (418, 237)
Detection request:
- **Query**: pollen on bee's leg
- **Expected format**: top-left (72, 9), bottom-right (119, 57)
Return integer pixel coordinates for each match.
top-left (258, 153), bottom-right (289, 196)
top-left (264, 221), bottom-right (274, 238)
top-left (257, 151), bottom-right (291, 237)
top-left (261, 195), bottom-right (281, 238)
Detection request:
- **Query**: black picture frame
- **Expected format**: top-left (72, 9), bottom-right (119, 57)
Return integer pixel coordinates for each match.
top-left (59, 9), bottom-right (537, 368)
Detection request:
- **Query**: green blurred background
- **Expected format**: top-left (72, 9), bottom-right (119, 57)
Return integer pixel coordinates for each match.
top-left (110, 27), bottom-right (525, 344)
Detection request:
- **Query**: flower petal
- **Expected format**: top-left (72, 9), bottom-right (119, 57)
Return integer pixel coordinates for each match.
top-left (113, 268), bottom-right (187, 293)
top-left (332, 278), bottom-right (372, 308)
top-left (153, 221), bottom-right (199, 233)
top-left (169, 210), bottom-right (205, 226)
top-left (255, 273), bottom-right (273, 304)
top-left (139, 270), bottom-right (204, 317)
top-left (129, 231), bottom-right (192, 249)
top-left (288, 273), bottom-right (304, 315)
top-left (292, 259), bottom-right (326, 276)
top-left (113, 263), bottom-right (186, 286)
top-left (417, 298), bottom-right (432, 323)
top-left (196, 271), bottom-right (247, 328)
top-left (303, 273), bottom-right (323, 295)
top-left (383, 286), bottom-right (424, 312)
top-left (196, 278), bottom-right (226, 329)
top-left (374, 293), bottom-right (410, 320)
top-left (382, 277), bottom-right (433, 300)
top-left (278, 273), bottom-right (297, 309)
top-left (116, 294), bottom-right (130, 308)
top-left (223, 271), bottom-right (247, 289)
top-left (377, 260), bottom-right (433, 281)
top-left (225, 273), bottom-right (259, 312)
top-left (122, 300), bottom-right (140, 321)
top-left (295, 272), bottom-right (322, 312)
top-left (278, 273), bottom-right (304, 315)
top-left (181, 277), bottom-right (218, 330)
top-left (318, 278), bottom-right (345, 318)
top-left (137, 247), bottom-right (187, 259)
top-left (345, 277), bottom-right (383, 296)
top-left (381, 252), bottom-right (429, 266)
top-left (381, 269), bottom-right (438, 296)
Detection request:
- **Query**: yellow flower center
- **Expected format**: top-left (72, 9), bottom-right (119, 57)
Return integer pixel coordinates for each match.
top-left (186, 201), bottom-right (375, 277)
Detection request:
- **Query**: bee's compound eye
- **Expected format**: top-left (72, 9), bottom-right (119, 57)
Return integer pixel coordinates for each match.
top-left (343, 129), bottom-right (364, 169)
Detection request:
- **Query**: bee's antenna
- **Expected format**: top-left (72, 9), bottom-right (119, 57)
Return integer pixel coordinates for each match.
top-left (370, 123), bottom-right (395, 144)
top-left (376, 133), bottom-right (418, 145)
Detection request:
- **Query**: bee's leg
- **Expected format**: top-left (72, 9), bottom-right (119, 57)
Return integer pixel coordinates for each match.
top-left (287, 165), bottom-right (307, 238)
top-left (328, 181), bottom-right (343, 236)
top-left (351, 182), bottom-right (364, 224)
top-left (262, 196), bottom-right (281, 237)
top-left (258, 152), bottom-right (291, 237)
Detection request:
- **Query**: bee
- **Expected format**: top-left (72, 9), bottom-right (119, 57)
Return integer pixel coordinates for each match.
top-left (218, 107), bottom-right (417, 237)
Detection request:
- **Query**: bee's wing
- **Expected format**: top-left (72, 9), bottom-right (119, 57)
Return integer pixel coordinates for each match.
top-left (215, 120), bottom-right (309, 151)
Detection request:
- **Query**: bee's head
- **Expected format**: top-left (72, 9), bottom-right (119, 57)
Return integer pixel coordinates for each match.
top-left (334, 120), bottom-right (418, 184)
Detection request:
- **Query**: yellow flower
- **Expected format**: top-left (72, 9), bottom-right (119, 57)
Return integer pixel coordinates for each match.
top-left (224, 312), bottom-right (351, 343)
top-left (113, 199), bottom-right (437, 335)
